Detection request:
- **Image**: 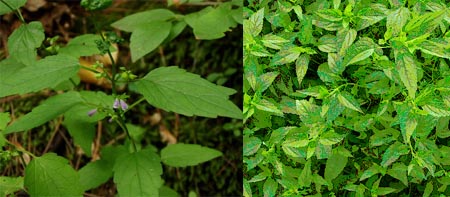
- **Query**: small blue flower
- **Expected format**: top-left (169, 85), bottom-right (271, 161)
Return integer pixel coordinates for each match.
top-left (113, 99), bottom-right (128, 110)
top-left (87, 109), bottom-right (97, 117)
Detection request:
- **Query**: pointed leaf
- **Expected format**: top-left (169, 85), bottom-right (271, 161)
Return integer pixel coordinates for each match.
top-left (392, 40), bottom-right (418, 98)
top-left (130, 21), bottom-right (171, 62)
top-left (113, 148), bottom-right (163, 197)
top-left (78, 160), bottom-right (113, 191)
top-left (5, 91), bottom-right (83, 134)
top-left (24, 153), bottom-right (83, 196)
top-left (387, 163), bottom-right (408, 185)
top-left (7, 21), bottom-right (45, 66)
top-left (337, 91), bottom-right (363, 113)
top-left (59, 34), bottom-right (104, 57)
top-left (299, 160), bottom-right (312, 187)
top-left (161, 143), bottom-right (222, 167)
top-left (263, 178), bottom-right (278, 197)
top-left (296, 54), bottom-right (309, 86)
top-left (342, 38), bottom-right (375, 67)
top-left (339, 29), bottom-right (357, 56)
top-left (0, 176), bottom-right (23, 196)
top-left (384, 7), bottom-right (410, 39)
top-left (257, 72), bottom-right (279, 93)
top-left (0, 55), bottom-right (80, 97)
top-left (381, 142), bottom-right (409, 167)
top-left (131, 66), bottom-right (242, 119)
top-left (360, 163), bottom-right (382, 181)
top-left (111, 9), bottom-right (175, 32)
top-left (244, 136), bottom-right (262, 156)
top-left (184, 5), bottom-right (237, 40)
top-left (325, 152), bottom-right (348, 182)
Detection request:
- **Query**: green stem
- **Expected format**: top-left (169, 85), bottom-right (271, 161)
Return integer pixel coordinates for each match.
top-left (6, 140), bottom-right (36, 158)
top-left (115, 114), bottom-right (137, 152)
top-left (124, 97), bottom-right (146, 113)
top-left (0, 0), bottom-right (25, 23)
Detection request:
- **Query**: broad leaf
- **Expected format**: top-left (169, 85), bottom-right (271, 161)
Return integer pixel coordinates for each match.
top-left (7, 21), bottom-right (45, 66)
top-left (381, 142), bottom-right (409, 167)
top-left (325, 152), bottom-right (348, 182)
top-left (418, 39), bottom-right (450, 59)
top-left (24, 153), bottom-right (83, 196)
top-left (131, 66), bottom-right (242, 119)
top-left (299, 160), bottom-right (312, 187)
top-left (245, 8), bottom-right (264, 37)
top-left (384, 7), bottom-right (409, 40)
top-left (159, 186), bottom-right (180, 197)
top-left (113, 148), bottom-right (163, 197)
top-left (0, 176), bottom-right (23, 196)
top-left (256, 72), bottom-right (279, 93)
top-left (184, 5), bottom-right (237, 39)
top-left (78, 160), bottom-right (113, 191)
top-left (296, 54), bottom-right (309, 86)
top-left (387, 163), bottom-right (408, 185)
top-left (111, 9), bottom-right (175, 32)
top-left (392, 40), bottom-right (418, 99)
top-left (337, 91), bottom-right (363, 113)
top-left (0, 55), bottom-right (80, 97)
top-left (130, 21), bottom-right (171, 62)
top-left (161, 143), bottom-right (222, 167)
top-left (263, 178), bottom-right (278, 197)
top-left (342, 38), bottom-right (375, 67)
top-left (4, 91), bottom-right (83, 134)
top-left (244, 136), bottom-right (262, 156)
top-left (59, 34), bottom-right (104, 57)
top-left (0, 0), bottom-right (26, 15)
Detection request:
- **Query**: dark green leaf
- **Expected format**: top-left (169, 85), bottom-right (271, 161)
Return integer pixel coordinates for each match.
top-left (130, 21), bottom-right (171, 62)
top-left (111, 9), bottom-right (175, 32)
top-left (263, 178), bottom-right (278, 197)
top-left (161, 143), bottom-right (222, 167)
top-left (324, 152), bottom-right (348, 182)
top-left (7, 21), bottom-right (45, 66)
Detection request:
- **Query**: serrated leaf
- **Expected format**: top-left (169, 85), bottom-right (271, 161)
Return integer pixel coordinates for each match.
top-left (299, 159), bottom-right (312, 187)
top-left (404, 117), bottom-right (417, 143)
top-left (318, 34), bottom-right (337, 53)
top-left (385, 7), bottom-right (410, 39)
top-left (404, 9), bottom-right (446, 36)
top-left (161, 143), bottom-right (222, 167)
top-left (253, 99), bottom-right (284, 116)
top-left (423, 105), bottom-right (450, 117)
top-left (355, 6), bottom-right (386, 31)
top-left (4, 91), bottom-right (83, 134)
top-left (381, 142), bottom-right (409, 167)
top-left (159, 186), bottom-right (180, 197)
top-left (130, 21), bottom-right (171, 62)
top-left (316, 9), bottom-right (343, 22)
top-left (244, 136), bottom-right (262, 156)
top-left (245, 8), bottom-right (264, 37)
top-left (393, 40), bottom-right (418, 99)
top-left (24, 153), bottom-right (83, 196)
top-left (263, 178), bottom-right (278, 197)
top-left (257, 72), bottom-right (279, 93)
top-left (360, 163), bottom-right (381, 181)
top-left (7, 21), bottom-right (45, 66)
top-left (59, 34), bottom-right (103, 57)
top-left (111, 9), bottom-right (175, 32)
top-left (113, 148), bottom-right (162, 197)
top-left (243, 179), bottom-right (252, 197)
top-left (296, 54), bottom-right (309, 86)
top-left (339, 29), bottom-right (357, 56)
top-left (78, 160), bottom-right (113, 191)
top-left (0, 55), bottom-right (80, 97)
top-left (319, 130), bottom-right (345, 146)
top-left (271, 46), bottom-right (301, 66)
top-left (184, 5), bottom-right (237, 40)
top-left (0, 0), bottom-right (26, 15)
top-left (418, 39), bottom-right (450, 59)
top-left (131, 66), bottom-right (241, 119)
top-left (324, 152), bottom-right (348, 182)
top-left (342, 38), bottom-right (375, 67)
top-left (0, 176), bottom-right (23, 196)
top-left (337, 92), bottom-right (363, 113)
top-left (387, 163), bottom-right (408, 185)
top-left (261, 34), bottom-right (289, 50)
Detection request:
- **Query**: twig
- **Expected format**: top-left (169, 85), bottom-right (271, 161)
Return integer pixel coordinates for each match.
top-left (43, 117), bottom-right (63, 153)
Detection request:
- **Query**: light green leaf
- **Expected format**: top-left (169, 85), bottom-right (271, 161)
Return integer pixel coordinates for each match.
top-left (0, 0), bottom-right (26, 15)
top-left (418, 39), bottom-right (450, 59)
top-left (244, 136), bottom-right (262, 156)
top-left (319, 130), bottom-right (345, 146)
top-left (245, 8), bottom-right (264, 36)
top-left (325, 152), bottom-right (348, 182)
top-left (339, 29), bottom-right (357, 56)
top-left (342, 38), bottom-right (375, 67)
top-left (253, 99), bottom-right (284, 116)
top-left (393, 40), bottom-right (418, 99)
top-left (0, 55), bottom-right (80, 97)
top-left (404, 9), bottom-right (446, 37)
top-left (59, 34), bottom-right (103, 57)
top-left (161, 143), bottom-right (222, 167)
top-left (257, 72), bottom-right (279, 93)
top-left (184, 5), bottom-right (237, 40)
top-left (114, 148), bottom-right (162, 197)
top-left (263, 178), bottom-right (278, 197)
top-left (78, 160), bottom-right (113, 191)
top-left (0, 176), bottom-right (23, 196)
top-left (261, 34), bottom-right (289, 50)
top-left (271, 46), bottom-right (301, 66)
top-left (355, 6), bottom-right (386, 31)
top-left (243, 179), bottom-right (252, 197)
top-left (296, 54), bottom-right (309, 86)
top-left (337, 91), bottom-right (363, 113)
top-left (381, 142), bottom-right (409, 167)
top-left (131, 66), bottom-right (242, 119)
top-left (423, 105), bottom-right (450, 117)
top-left (111, 9), bottom-right (175, 32)
top-left (377, 187), bottom-right (397, 195)
top-left (404, 118), bottom-right (417, 143)
top-left (4, 91), bottom-right (83, 134)
top-left (360, 163), bottom-right (381, 181)
top-left (130, 21), bottom-right (171, 62)
top-left (7, 21), bottom-right (45, 66)
top-left (0, 112), bottom-right (10, 131)
top-left (387, 163), bottom-right (408, 186)
top-left (299, 160), bottom-right (312, 187)
top-left (25, 153), bottom-right (83, 196)
top-left (384, 7), bottom-right (410, 40)
top-left (423, 181), bottom-right (433, 197)
top-left (316, 9), bottom-right (343, 22)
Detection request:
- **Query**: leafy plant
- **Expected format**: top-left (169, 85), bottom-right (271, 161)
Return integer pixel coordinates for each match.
top-left (243, 0), bottom-right (450, 196)
top-left (0, 0), bottom-right (242, 196)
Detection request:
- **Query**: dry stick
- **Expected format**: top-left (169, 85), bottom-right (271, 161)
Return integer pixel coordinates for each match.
top-left (43, 117), bottom-right (63, 153)
top-left (92, 121), bottom-right (103, 161)
top-left (174, 113), bottom-right (180, 137)
top-left (105, 133), bottom-right (126, 146)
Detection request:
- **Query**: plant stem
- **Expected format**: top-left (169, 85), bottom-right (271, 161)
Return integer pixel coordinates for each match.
top-left (0, 0), bottom-right (25, 23)
top-left (115, 114), bottom-right (137, 152)
top-left (124, 97), bottom-right (146, 113)
top-left (6, 140), bottom-right (36, 158)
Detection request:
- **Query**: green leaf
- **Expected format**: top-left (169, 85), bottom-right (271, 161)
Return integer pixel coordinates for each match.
top-left (376, 187), bottom-right (397, 195)
top-left (0, 0), bottom-right (26, 15)
top-left (131, 66), bottom-right (242, 119)
top-left (257, 72), bottom-right (279, 93)
top-left (342, 38), bottom-right (375, 67)
top-left (0, 112), bottom-right (10, 131)
top-left (299, 160), bottom-right (312, 187)
top-left (339, 29), bottom-right (357, 56)
top-left (113, 148), bottom-right (163, 197)
top-left (423, 105), bottom-right (450, 117)
top-left (130, 21), bottom-right (171, 62)
top-left (360, 163), bottom-right (381, 181)
top-left (392, 41), bottom-right (418, 99)
top-left (0, 55), bottom-right (80, 97)
top-left (404, 10), bottom-right (446, 36)
top-left (418, 39), bottom-right (450, 59)
top-left (337, 91), bottom-right (363, 113)
top-left (243, 179), bottom-right (252, 197)
top-left (24, 153), bottom-right (83, 196)
top-left (324, 152), bottom-right (348, 182)
top-left (78, 160), bottom-right (113, 191)
top-left (161, 143), bottom-right (222, 167)
top-left (244, 136), bottom-right (262, 156)
top-left (423, 181), bottom-right (433, 197)
top-left (59, 34), bottom-right (103, 57)
top-left (315, 9), bottom-right (343, 22)
top-left (159, 186), bottom-right (180, 197)
top-left (404, 117), bottom-right (417, 143)
top-left (261, 34), bottom-right (289, 50)
top-left (184, 5), bottom-right (237, 39)
top-left (319, 129), bottom-right (345, 146)
top-left (0, 176), bottom-right (23, 196)
top-left (381, 142), bottom-right (409, 167)
top-left (4, 91), bottom-right (83, 134)
top-left (296, 54), bottom-right (309, 86)
top-left (355, 6), bottom-right (386, 31)
top-left (387, 163), bottom-right (408, 186)
top-left (111, 9), bottom-right (175, 32)
top-left (244, 8), bottom-right (264, 37)
top-left (384, 7), bottom-right (409, 40)
top-left (7, 21), bottom-right (45, 66)
top-left (263, 178), bottom-right (278, 197)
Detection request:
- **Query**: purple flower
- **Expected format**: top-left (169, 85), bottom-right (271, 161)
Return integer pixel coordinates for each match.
top-left (113, 99), bottom-right (128, 110)
top-left (87, 109), bottom-right (97, 117)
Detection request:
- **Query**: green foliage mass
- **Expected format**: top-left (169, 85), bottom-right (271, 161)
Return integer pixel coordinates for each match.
top-left (243, 0), bottom-right (450, 196)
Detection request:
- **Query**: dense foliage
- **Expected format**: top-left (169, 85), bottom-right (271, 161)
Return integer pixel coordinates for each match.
top-left (0, 0), bottom-right (242, 196)
top-left (243, 0), bottom-right (450, 196)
